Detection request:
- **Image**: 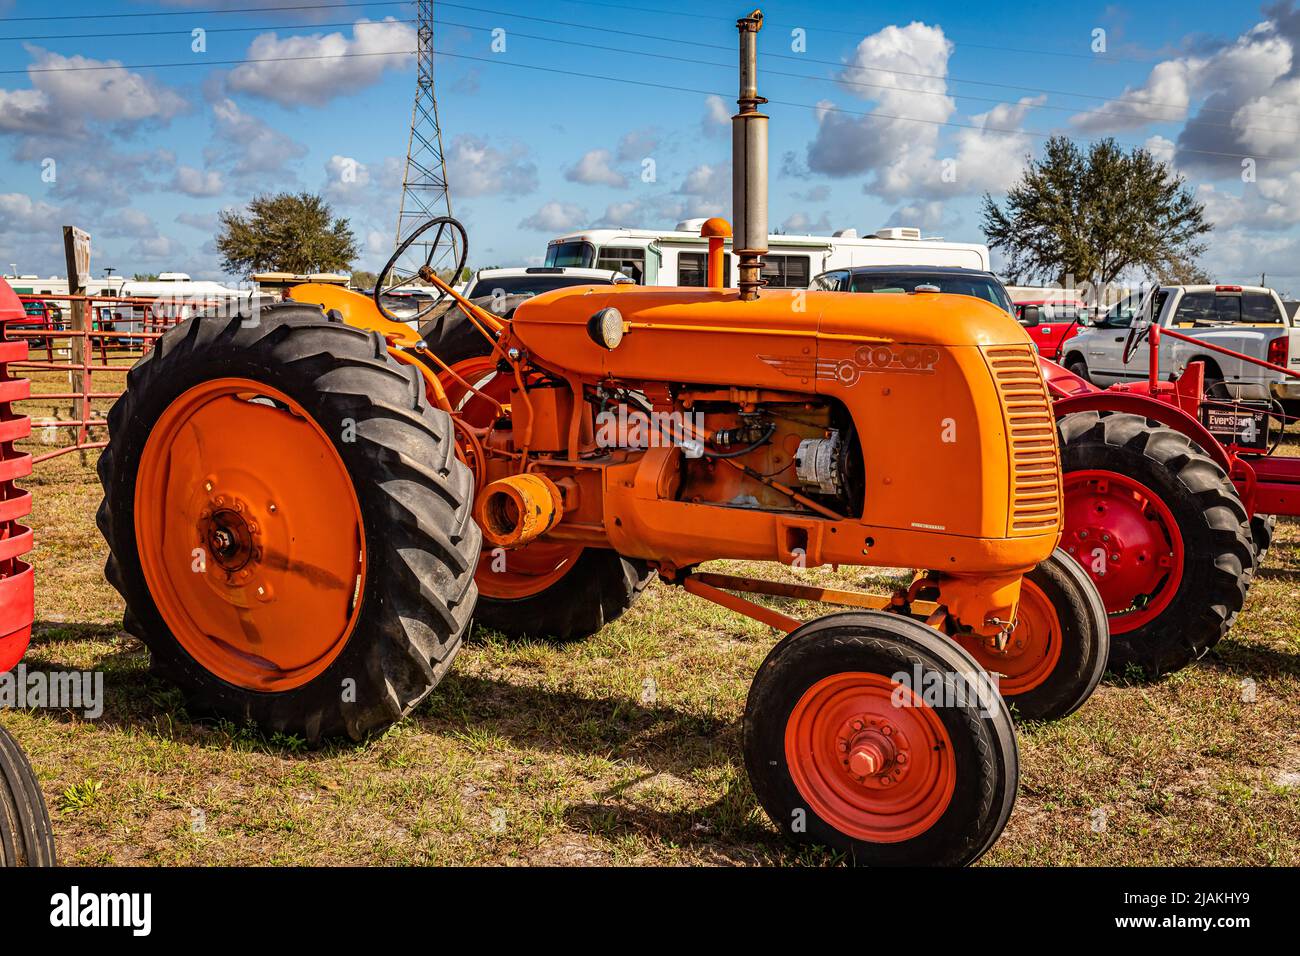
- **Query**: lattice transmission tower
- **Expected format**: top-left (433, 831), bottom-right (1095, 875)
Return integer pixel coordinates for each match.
top-left (394, 1), bottom-right (454, 259)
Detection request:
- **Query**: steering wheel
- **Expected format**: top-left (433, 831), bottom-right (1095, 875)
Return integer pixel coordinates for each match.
top-left (373, 216), bottom-right (469, 325)
top-left (1122, 314), bottom-right (1151, 365)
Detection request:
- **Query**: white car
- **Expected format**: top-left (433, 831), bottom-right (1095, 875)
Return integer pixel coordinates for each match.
top-left (462, 266), bottom-right (633, 304)
top-left (1061, 284), bottom-right (1300, 401)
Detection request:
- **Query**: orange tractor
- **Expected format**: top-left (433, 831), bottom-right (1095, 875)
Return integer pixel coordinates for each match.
top-left (95, 12), bottom-right (1106, 865)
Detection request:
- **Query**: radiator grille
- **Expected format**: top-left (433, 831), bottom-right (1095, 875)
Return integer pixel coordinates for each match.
top-left (983, 345), bottom-right (1061, 535)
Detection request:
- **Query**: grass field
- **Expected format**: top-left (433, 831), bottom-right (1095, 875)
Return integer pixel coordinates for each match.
top-left (5, 360), bottom-right (1300, 866)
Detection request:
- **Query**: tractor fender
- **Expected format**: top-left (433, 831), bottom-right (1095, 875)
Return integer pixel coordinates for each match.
top-left (1051, 390), bottom-right (1234, 475)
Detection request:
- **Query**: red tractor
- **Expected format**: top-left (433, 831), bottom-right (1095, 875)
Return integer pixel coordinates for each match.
top-left (0, 277), bottom-right (56, 867)
top-left (1045, 319), bottom-right (1296, 674)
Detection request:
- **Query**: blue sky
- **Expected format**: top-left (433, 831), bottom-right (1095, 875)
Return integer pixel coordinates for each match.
top-left (1, 0), bottom-right (1298, 291)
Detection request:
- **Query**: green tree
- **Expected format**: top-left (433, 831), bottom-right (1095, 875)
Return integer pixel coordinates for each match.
top-left (350, 269), bottom-right (378, 291)
top-left (981, 136), bottom-right (1211, 291)
top-left (216, 192), bottom-right (358, 277)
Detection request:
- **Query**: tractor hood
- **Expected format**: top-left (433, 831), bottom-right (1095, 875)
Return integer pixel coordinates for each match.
top-left (510, 284), bottom-right (1033, 386)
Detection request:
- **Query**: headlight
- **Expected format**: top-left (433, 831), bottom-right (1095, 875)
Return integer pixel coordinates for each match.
top-left (588, 307), bottom-right (624, 350)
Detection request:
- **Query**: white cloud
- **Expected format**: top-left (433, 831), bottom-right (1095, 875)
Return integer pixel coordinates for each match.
top-left (617, 129), bottom-right (658, 162)
top-left (445, 135), bottom-right (538, 197)
top-left (322, 154), bottom-right (372, 203)
top-left (1071, 60), bottom-right (1196, 133)
top-left (206, 96), bottom-right (308, 178)
top-left (702, 94), bottom-right (730, 137)
top-left (780, 211), bottom-right (833, 233)
top-left (565, 149), bottom-right (627, 187)
top-left (171, 166), bottom-right (225, 197)
top-left (519, 201), bottom-right (588, 232)
top-left (678, 162), bottom-right (729, 197)
top-left (226, 18), bottom-right (415, 108)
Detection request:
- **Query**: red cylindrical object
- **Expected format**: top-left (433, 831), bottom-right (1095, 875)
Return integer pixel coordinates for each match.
top-left (0, 278), bottom-right (33, 673)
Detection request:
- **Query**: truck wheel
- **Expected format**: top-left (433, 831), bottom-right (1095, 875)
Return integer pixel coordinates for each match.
top-left (1065, 356), bottom-right (1090, 382)
top-left (435, 342), bottom-right (653, 641)
top-left (98, 304), bottom-right (481, 741)
top-left (744, 611), bottom-right (1017, 866)
top-left (1056, 412), bottom-right (1254, 676)
top-left (951, 548), bottom-right (1108, 721)
top-left (0, 725), bottom-right (55, 866)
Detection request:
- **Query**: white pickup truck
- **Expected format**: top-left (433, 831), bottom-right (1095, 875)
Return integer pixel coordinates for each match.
top-left (1060, 284), bottom-right (1300, 403)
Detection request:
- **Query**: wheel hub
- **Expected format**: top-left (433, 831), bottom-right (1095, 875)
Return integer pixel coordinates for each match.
top-left (1062, 470), bottom-right (1183, 633)
top-left (201, 505), bottom-right (257, 572)
top-left (836, 715), bottom-right (911, 788)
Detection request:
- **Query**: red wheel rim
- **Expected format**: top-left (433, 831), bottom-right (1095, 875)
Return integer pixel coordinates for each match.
top-left (441, 357), bottom-right (585, 600)
top-left (1061, 469), bottom-right (1184, 634)
top-left (955, 580), bottom-right (1062, 696)
top-left (784, 672), bottom-right (956, 844)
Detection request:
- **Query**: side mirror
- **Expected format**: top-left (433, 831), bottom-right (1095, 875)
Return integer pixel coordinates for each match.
top-left (1019, 305), bottom-right (1041, 327)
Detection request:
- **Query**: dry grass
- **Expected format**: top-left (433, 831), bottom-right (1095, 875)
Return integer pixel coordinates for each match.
top-left (5, 363), bottom-right (1299, 866)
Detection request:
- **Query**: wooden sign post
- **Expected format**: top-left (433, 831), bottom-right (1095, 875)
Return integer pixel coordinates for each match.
top-left (63, 226), bottom-right (90, 424)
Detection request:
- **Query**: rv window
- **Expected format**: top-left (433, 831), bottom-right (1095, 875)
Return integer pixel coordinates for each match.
top-left (761, 255), bottom-right (811, 288)
top-left (544, 241), bottom-right (595, 269)
top-left (596, 247), bottom-right (646, 283)
top-left (677, 252), bottom-right (731, 287)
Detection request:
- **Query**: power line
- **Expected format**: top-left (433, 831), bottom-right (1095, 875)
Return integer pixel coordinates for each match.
top-left (0, 48), bottom-right (415, 75)
top-left (0, 1), bottom-right (406, 21)
top-left (1, 0), bottom-right (1278, 125)
top-left (0, 19), bottom-right (413, 43)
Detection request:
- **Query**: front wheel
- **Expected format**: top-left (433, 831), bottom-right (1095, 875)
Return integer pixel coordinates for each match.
top-left (952, 549), bottom-right (1109, 721)
top-left (744, 611), bottom-right (1017, 866)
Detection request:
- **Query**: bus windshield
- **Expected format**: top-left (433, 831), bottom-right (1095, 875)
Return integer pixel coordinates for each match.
top-left (544, 241), bottom-right (595, 268)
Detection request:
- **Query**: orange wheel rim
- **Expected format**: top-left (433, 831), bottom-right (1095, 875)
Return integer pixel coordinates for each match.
top-left (955, 580), bottom-right (1062, 696)
top-left (134, 377), bottom-right (366, 692)
top-left (441, 357), bottom-right (585, 600)
top-left (784, 672), bottom-right (955, 843)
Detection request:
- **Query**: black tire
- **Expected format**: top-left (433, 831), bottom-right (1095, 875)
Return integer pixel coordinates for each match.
top-left (475, 548), bottom-right (653, 641)
top-left (98, 303), bottom-right (482, 741)
top-left (1065, 355), bottom-right (1090, 381)
top-left (744, 611), bottom-right (1017, 866)
top-left (1057, 411), bottom-right (1254, 676)
top-left (0, 725), bottom-right (55, 866)
top-left (953, 548), bottom-right (1108, 721)
top-left (1251, 513), bottom-right (1277, 567)
top-left (423, 316), bottom-right (654, 642)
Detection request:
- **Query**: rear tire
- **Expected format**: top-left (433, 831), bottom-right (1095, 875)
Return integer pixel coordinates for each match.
top-left (952, 549), bottom-right (1109, 721)
top-left (475, 548), bottom-right (653, 642)
top-left (98, 303), bottom-right (482, 741)
top-left (1056, 411), bottom-right (1254, 677)
top-left (744, 611), bottom-right (1017, 866)
top-left (1251, 513), bottom-right (1277, 568)
top-left (0, 725), bottom-right (55, 866)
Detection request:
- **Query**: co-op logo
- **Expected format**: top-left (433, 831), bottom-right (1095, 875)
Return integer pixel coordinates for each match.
top-left (760, 344), bottom-right (940, 385)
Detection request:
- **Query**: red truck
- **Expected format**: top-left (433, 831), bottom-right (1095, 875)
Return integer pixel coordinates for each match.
top-left (1013, 296), bottom-right (1086, 362)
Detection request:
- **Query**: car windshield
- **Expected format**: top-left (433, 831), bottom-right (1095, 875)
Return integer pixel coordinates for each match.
top-left (544, 241), bottom-right (595, 268)
top-left (467, 274), bottom-right (612, 298)
top-left (847, 272), bottom-right (1013, 314)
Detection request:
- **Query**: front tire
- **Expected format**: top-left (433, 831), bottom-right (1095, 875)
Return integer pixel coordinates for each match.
top-left (1056, 412), bottom-right (1254, 676)
top-left (952, 549), bottom-right (1109, 721)
top-left (744, 611), bottom-right (1017, 866)
top-left (98, 303), bottom-right (482, 741)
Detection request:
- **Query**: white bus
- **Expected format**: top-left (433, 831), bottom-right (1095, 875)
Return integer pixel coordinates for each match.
top-left (543, 221), bottom-right (990, 289)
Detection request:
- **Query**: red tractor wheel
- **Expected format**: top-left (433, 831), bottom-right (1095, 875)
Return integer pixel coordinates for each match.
top-left (952, 548), bottom-right (1109, 721)
top-left (0, 724), bottom-right (55, 866)
top-left (744, 611), bottom-right (1017, 866)
top-left (429, 340), bottom-right (652, 642)
top-left (1056, 412), bottom-right (1254, 676)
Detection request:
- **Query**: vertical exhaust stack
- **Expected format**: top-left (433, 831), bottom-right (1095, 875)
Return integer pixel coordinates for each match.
top-left (732, 10), bottom-right (768, 301)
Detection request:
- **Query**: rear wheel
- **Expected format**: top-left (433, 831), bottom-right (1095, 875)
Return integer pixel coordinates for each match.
top-left (1056, 412), bottom-right (1254, 676)
top-left (951, 549), bottom-right (1109, 721)
top-left (0, 725), bottom-right (55, 866)
top-left (98, 303), bottom-right (481, 741)
top-left (434, 341), bottom-right (652, 641)
top-left (744, 611), bottom-right (1017, 866)
top-left (1251, 513), bottom-right (1277, 568)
